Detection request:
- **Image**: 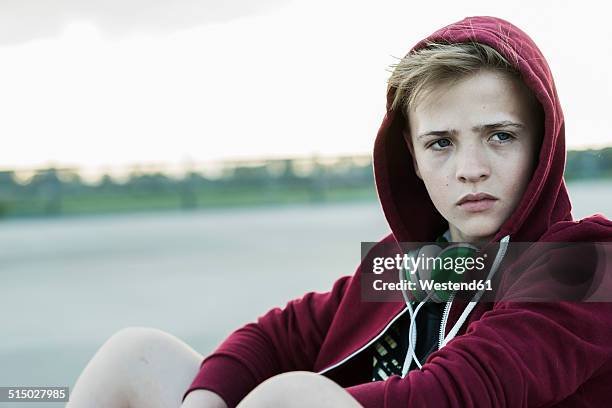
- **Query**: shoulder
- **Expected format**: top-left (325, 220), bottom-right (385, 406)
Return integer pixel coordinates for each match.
top-left (540, 214), bottom-right (612, 242)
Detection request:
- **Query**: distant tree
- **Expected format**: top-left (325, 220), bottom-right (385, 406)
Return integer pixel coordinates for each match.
top-left (566, 147), bottom-right (612, 180)
top-left (0, 171), bottom-right (18, 193)
top-left (97, 174), bottom-right (119, 193)
top-left (179, 172), bottom-right (207, 209)
top-left (126, 172), bottom-right (174, 194)
top-left (26, 168), bottom-right (63, 215)
top-left (228, 164), bottom-right (272, 188)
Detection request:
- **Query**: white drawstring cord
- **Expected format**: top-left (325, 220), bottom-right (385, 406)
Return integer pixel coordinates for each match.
top-left (400, 295), bottom-right (432, 376)
top-left (399, 253), bottom-right (432, 375)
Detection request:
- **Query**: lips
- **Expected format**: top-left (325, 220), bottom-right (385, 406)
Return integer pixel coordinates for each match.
top-left (456, 192), bottom-right (498, 212)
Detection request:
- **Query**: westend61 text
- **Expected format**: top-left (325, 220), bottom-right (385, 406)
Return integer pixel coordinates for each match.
top-left (373, 279), bottom-right (493, 292)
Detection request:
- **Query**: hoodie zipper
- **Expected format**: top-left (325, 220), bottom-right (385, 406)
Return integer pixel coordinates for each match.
top-left (317, 285), bottom-right (485, 374)
top-left (438, 293), bottom-right (454, 350)
top-left (317, 306), bottom-right (410, 375)
top-left (317, 297), bottom-right (455, 375)
top-left (437, 235), bottom-right (510, 350)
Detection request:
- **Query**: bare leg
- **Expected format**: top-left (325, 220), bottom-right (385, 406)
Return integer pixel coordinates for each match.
top-left (236, 371), bottom-right (363, 408)
top-left (66, 327), bottom-right (203, 408)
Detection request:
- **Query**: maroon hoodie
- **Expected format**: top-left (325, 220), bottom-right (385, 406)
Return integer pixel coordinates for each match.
top-left (183, 16), bottom-right (612, 407)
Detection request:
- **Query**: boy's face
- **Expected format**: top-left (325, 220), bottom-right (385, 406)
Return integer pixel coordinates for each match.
top-left (408, 69), bottom-right (541, 244)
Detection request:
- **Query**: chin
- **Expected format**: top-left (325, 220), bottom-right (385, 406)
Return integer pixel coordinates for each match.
top-left (454, 220), bottom-right (501, 242)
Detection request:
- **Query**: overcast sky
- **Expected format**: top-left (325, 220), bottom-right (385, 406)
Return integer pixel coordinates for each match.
top-left (1, 0), bottom-right (610, 173)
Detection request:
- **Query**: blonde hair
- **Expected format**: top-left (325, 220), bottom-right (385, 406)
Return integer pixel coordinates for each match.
top-left (387, 41), bottom-right (519, 116)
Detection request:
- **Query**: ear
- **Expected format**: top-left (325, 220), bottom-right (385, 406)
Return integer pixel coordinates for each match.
top-left (402, 128), bottom-right (422, 180)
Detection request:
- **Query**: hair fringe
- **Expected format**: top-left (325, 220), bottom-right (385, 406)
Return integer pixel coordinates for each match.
top-left (387, 42), bottom-right (518, 115)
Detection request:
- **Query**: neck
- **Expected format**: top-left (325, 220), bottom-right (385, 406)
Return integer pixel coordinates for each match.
top-left (448, 225), bottom-right (495, 246)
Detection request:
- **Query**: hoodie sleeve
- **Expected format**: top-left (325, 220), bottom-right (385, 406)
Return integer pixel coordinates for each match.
top-left (344, 301), bottom-right (612, 408)
top-left (182, 274), bottom-right (352, 408)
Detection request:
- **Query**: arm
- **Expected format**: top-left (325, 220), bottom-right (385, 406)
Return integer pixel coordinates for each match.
top-left (344, 301), bottom-right (612, 407)
top-left (182, 275), bottom-right (353, 408)
top-left (181, 390), bottom-right (227, 408)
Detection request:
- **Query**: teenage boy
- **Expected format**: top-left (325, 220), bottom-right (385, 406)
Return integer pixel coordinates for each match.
top-left (67, 16), bottom-right (612, 408)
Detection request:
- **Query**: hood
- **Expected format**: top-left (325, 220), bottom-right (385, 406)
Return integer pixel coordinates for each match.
top-left (373, 16), bottom-right (572, 243)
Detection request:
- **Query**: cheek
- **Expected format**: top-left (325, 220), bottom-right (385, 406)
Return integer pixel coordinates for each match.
top-left (414, 154), bottom-right (450, 193)
top-left (419, 169), bottom-right (452, 208)
top-left (511, 146), bottom-right (536, 181)
top-left (496, 148), bottom-right (536, 202)
top-left (415, 153), bottom-right (445, 178)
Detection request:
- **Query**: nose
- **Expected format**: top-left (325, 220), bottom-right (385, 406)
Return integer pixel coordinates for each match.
top-left (455, 144), bottom-right (490, 183)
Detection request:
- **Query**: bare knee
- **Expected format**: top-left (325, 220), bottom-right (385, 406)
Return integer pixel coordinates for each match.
top-left (237, 371), bottom-right (362, 408)
top-left (97, 327), bottom-right (202, 406)
top-left (103, 326), bottom-right (174, 363)
top-left (106, 326), bottom-right (169, 349)
top-left (68, 327), bottom-right (171, 408)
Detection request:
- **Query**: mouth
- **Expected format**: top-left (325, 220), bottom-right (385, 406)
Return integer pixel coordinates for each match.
top-left (456, 192), bottom-right (498, 212)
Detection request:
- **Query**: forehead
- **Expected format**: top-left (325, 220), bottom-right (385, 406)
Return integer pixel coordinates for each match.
top-left (409, 69), bottom-right (536, 132)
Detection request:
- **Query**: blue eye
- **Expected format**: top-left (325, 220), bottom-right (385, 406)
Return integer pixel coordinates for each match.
top-left (491, 132), bottom-right (514, 143)
top-left (430, 138), bottom-right (451, 149)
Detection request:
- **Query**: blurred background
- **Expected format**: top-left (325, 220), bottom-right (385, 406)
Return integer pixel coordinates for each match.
top-left (0, 0), bottom-right (611, 405)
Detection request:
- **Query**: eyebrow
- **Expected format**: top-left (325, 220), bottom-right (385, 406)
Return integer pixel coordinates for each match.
top-left (416, 121), bottom-right (525, 140)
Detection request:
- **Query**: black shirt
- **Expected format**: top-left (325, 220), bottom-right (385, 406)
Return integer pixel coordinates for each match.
top-left (371, 301), bottom-right (446, 380)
